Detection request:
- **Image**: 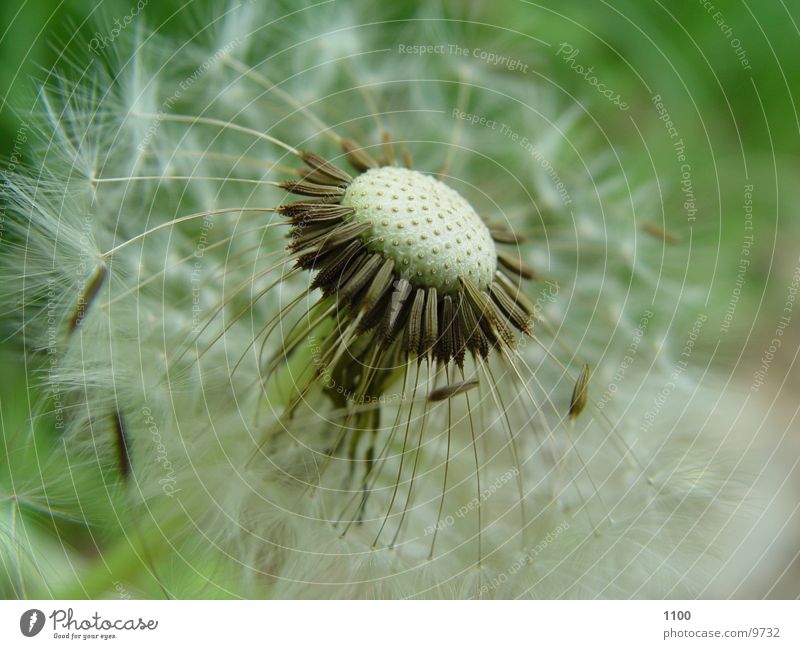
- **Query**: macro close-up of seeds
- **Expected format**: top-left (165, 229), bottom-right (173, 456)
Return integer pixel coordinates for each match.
top-left (0, 0), bottom-right (798, 609)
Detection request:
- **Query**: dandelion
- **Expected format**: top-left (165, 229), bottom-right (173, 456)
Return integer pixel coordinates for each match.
top-left (0, 3), bottom-right (759, 598)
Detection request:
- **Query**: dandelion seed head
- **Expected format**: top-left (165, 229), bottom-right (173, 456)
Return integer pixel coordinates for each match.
top-left (0, 1), bottom-right (769, 599)
top-left (342, 166), bottom-right (496, 293)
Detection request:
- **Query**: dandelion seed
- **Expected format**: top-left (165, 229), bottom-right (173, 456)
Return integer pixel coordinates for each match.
top-left (568, 364), bottom-right (591, 420)
top-left (0, 4), bottom-right (760, 599)
top-left (428, 379), bottom-right (479, 402)
top-left (641, 221), bottom-right (681, 244)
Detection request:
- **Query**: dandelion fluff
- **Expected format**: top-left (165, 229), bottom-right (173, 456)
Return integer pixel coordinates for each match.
top-left (0, 2), bottom-right (767, 598)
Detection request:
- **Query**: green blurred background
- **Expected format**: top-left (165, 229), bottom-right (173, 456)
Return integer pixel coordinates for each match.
top-left (1, 0), bottom-right (798, 597)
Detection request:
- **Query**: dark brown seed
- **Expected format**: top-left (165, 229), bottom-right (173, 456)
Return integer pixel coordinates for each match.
top-left (403, 288), bottom-right (426, 359)
top-left (359, 258), bottom-right (395, 315)
top-left (381, 131), bottom-right (396, 166)
top-left (279, 180), bottom-right (346, 199)
top-left (290, 220), bottom-right (338, 246)
top-left (311, 241), bottom-right (364, 291)
top-left (295, 222), bottom-right (372, 267)
top-left (569, 364), bottom-right (591, 419)
top-left (338, 254), bottom-right (384, 303)
top-left (296, 166), bottom-right (345, 186)
top-left (112, 408), bottom-right (130, 481)
top-left (280, 202), bottom-right (354, 223)
top-left (334, 252), bottom-right (372, 292)
top-left (67, 264), bottom-right (108, 337)
top-left (497, 249), bottom-right (537, 280)
top-left (495, 270), bottom-right (536, 317)
top-left (422, 288), bottom-right (438, 357)
top-left (281, 200), bottom-right (348, 214)
top-left (641, 221), bottom-right (681, 244)
top-left (460, 276), bottom-right (515, 348)
top-left (489, 281), bottom-right (533, 335)
top-left (428, 378), bottom-right (480, 402)
top-left (341, 138), bottom-right (379, 171)
top-left (451, 294), bottom-right (468, 366)
top-left (381, 278), bottom-right (413, 343)
top-left (435, 295), bottom-right (455, 364)
top-left (459, 294), bottom-right (489, 359)
top-left (402, 147), bottom-right (413, 170)
top-left (298, 151), bottom-right (353, 185)
top-left (482, 301), bottom-right (515, 348)
top-left (488, 223), bottom-right (525, 244)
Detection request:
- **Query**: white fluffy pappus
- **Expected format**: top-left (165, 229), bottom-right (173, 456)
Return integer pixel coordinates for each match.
top-left (0, 1), bottom-right (769, 598)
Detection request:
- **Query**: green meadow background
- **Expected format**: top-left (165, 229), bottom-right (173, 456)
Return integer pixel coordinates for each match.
top-left (1, 0), bottom-right (798, 597)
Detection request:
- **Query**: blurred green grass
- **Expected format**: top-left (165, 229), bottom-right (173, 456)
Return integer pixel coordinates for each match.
top-left (1, 0), bottom-right (797, 598)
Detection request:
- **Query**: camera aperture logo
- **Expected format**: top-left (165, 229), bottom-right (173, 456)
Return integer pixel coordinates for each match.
top-left (18, 608), bottom-right (158, 640)
top-left (20, 609), bottom-right (46, 637)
